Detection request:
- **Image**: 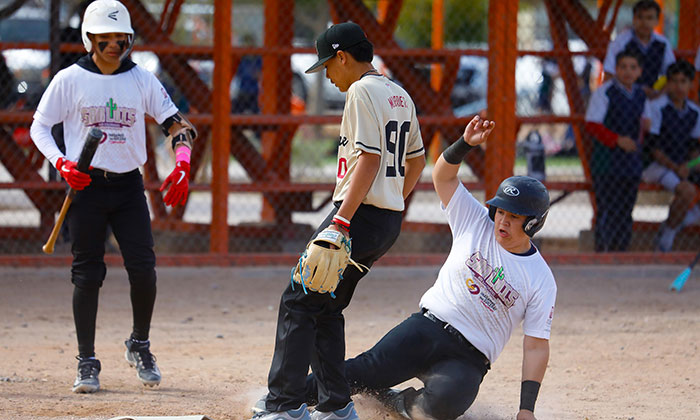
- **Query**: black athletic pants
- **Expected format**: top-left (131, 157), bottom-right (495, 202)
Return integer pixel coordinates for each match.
top-left (265, 203), bottom-right (403, 412)
top-left (68, 169), bottom-right (157, 358)
top-left (304, 312), bottom-right (491, 420)
top-left (592, 174), bottom-right (640, 252)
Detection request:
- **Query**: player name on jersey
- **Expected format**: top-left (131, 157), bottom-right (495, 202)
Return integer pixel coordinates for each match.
top-left (387, 95), bottom-right (409, 109)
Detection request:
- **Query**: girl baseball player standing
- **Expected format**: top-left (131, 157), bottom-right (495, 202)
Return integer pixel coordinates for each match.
top-left (30, 0), bottom-right (196, 393)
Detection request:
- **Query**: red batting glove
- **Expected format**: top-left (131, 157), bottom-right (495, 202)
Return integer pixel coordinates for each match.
top-left (56, 157), bottom-right (91, 190)
top-left (159, 161), bottom-right (190, 207)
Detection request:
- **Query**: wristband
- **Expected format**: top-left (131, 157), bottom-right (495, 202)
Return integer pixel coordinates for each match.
top-left (332, 215), bottom-right (350, 232)
top-left (519, 380), bottom-right (540, 412)
top-left (332, 215), bottom-right (350, 225)
top-left (442, 136), bottom-right (474, 164)
top-left (688, 155), bottom-right (700, 169)
top-left (175, 145), bottom-right (191, 164)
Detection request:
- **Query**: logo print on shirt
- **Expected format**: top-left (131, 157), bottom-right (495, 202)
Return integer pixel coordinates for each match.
top-left (503, 186), bottom-right (520, 196)
top-left (81, 98), bottom-right (137, 129)
top-left (466, 251), bottom-right (520, 310)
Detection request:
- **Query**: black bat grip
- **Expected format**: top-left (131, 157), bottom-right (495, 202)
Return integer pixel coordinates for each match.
top-left (76, 128), bottom-right (103, 173)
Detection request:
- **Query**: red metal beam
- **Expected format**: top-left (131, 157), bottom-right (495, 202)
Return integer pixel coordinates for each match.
top-left (545, 0), bottom-right (595, 215)
top-left (485, 0), bottom-right (518, 198)
top-left (1, 251), bottom-right (696, 268)
top-left (210, 0), bottom-right (232, 253)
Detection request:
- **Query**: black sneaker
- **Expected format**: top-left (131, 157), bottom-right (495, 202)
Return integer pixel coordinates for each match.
top-left (72, 357), bottom-right (101, 393)
top-left (124, 339), bottom-right (161, 387)
top-left (374, 387), bottom-right (418, 419)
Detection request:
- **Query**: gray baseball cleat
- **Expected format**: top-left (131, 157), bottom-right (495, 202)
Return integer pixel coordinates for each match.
top-left (251, 403), bottom-right (312, 420)
top-left (124, 338), bottom-right (161, 387)
top-left (252, 395), bottom-right (268, 414)
top-left (72, 357), bottom-right (101, 393)
top-left (309, 401), bottom-right (359, 420)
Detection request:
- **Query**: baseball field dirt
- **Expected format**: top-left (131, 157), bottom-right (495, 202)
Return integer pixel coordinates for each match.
top-left (1, 265), bottom-right (698, 420)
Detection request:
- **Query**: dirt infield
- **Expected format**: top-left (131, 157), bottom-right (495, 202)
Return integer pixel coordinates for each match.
top-left (1, 264), bottom-right (699, 420)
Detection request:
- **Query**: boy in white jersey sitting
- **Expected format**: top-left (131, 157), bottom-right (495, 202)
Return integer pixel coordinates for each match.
top-left (304, 116), bottom-right (557, 420)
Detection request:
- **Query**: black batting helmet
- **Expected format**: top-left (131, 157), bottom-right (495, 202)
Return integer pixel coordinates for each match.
top-left (486, 176), bottom-right (550, 237)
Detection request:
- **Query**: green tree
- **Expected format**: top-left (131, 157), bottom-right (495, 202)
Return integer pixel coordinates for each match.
top-left (365, 0), bottom-right (489, 48)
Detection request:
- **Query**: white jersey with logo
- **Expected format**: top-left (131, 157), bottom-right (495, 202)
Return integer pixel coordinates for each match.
top-left (33, 61), bottom-right (178, 173)
top-left (333, 74), bottom-right (424, 211)
top-left (419, 183), bottom-right (557, 363)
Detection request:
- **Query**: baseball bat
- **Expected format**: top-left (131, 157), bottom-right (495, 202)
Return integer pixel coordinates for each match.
top-left (42, 128), bottom-right (103, 254)
top-left (669, 251), bottom-right (700, 292)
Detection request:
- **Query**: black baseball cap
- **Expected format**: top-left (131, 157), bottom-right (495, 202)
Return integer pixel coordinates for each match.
top-left (305, 22), bottom-right (369, 74)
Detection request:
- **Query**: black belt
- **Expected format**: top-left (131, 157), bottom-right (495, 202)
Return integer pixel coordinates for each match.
top-left (422, 308), bottom-right (490, 368)
top-left (89, 168), bottom-right (139, 180)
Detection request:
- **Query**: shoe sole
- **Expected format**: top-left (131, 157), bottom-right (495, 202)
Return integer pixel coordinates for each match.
top-left (125, 351), bottom-right (161, 387)
top-left (72, 383), bottom-right (99, 393)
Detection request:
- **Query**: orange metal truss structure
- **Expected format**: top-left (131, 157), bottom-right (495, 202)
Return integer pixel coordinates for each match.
top-left (0, 0), bottom-right (699, 263)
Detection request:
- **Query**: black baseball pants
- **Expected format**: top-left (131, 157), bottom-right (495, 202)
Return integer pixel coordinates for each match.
top-left (304, 312), bottom-right (491, 420)
top-left (265, 203), bottom-right (403, 412)
top-left (67, 170), bottom-right (157, 358)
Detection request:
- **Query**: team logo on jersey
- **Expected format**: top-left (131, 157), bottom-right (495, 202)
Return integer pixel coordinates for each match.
top-left (81, 98), bottom-right (137, 129)
top-left (466, 251), bottom-right (520, 310)
top-left (503, 185), bottom-right (520, 196)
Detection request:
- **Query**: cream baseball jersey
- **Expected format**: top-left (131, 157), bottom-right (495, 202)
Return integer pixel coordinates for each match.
top-left (419, 183), bottom-right (557, 363)
top-left (333, 74), bottom-right (424, 211)
top-left (32, 57), bottom-right (178, 173)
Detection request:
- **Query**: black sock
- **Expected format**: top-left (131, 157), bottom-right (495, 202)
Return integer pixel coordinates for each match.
top-left (129, 280), bottom-right (156, 342)
top-left (73, 286), bottom-right (99, 358)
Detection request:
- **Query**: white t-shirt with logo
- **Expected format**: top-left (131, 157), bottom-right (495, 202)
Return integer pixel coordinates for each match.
top-left (333, 74), bottom-right (424, 211)
top-left (419, 183), bottom-right (557, 363)
top-left (33, 63), bottom-right (178, 173)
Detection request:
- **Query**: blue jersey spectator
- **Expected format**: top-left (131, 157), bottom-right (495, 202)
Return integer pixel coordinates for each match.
top-left (232, 33), bottom-right (261, 115)
top-left (603, 1), bottom-right (675, 96)
top-left (586, 51), bottom-right (651, 252)
top-left (642, 60), bottom-right (700, 251)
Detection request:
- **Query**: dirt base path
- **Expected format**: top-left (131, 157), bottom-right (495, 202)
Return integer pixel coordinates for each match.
top-left (1, 265), bottom-right (698, 420)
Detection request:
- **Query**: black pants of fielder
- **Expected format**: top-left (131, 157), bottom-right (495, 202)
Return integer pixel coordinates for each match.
top-left (265, 203), bottom-right (402, 412)
top-left (68, 170), bottom-right (157, 358)
top-left (304, 312), bottom-right (491, 420)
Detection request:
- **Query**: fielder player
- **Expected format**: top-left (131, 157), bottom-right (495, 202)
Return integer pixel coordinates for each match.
top-left (30, 0), bottom-right (197, 393)
top-left (304, 116), bottom-right (557, 420)
top-left (253, 22), bottom-right (426, 420)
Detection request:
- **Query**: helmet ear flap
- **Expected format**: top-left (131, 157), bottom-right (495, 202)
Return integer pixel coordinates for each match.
top-left (488, 205), bottom-right (496, 221)
top-left (523, 210), bottom-right (548, 237)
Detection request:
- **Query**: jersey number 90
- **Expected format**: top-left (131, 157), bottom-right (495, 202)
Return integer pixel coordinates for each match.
top-left (385, 120), bottom-right (410, 177)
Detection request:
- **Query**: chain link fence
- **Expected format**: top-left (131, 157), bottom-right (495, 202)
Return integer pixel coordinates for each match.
top-left (0, 0), bottom-right (698, 257)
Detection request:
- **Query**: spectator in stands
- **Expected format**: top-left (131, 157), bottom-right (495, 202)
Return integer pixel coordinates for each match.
top-left (643, 60), bottom-right (700, 251)
top-left (586, 51), bottom-right (651, 252)
top-left (0, 55), bottom-right (17, 109)
top-left (232, 33), bottom-right (262, 115)
top-left (603, 0), bottom-right (675, 98)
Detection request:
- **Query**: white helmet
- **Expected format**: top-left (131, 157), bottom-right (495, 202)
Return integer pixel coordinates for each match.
top-left (81, 0), bottom-right (134, 58)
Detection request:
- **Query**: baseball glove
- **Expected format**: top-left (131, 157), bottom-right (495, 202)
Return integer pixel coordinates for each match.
top-left (291, 227), bottom-right (367, 296)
